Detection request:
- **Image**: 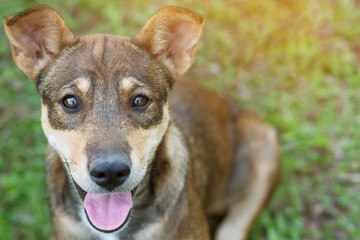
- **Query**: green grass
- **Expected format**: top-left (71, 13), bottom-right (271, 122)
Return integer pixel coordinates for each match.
top-left (1, 0), bottom-right (359, 239)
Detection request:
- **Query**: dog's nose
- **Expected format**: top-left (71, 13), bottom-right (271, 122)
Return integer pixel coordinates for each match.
top-left (90, 161), bottom-right (130, 191)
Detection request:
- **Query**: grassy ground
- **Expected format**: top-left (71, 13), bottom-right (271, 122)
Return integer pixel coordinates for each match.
top-left (1, 0), bottom-right (359, 239)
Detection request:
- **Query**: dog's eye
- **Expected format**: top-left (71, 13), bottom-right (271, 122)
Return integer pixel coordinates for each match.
top-left (132, 95), bottom-right (149, 108)
top-left (61, 95), bottom-right (79, 109)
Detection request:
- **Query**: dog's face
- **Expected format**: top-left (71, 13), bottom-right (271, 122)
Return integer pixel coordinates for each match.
top-left (40, 35), bottom-right (171, 195)
top-left (40, 36), bottom-right (171, 232)
top-left (4, 5), bottom-right (203, 233)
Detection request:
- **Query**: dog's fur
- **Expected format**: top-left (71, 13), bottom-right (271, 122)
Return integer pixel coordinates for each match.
top-left (4, 5), bottom-right (280, 240)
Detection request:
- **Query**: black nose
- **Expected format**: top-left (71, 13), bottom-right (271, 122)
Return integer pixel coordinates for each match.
top-left (90, 161), bottom-right (130, 191)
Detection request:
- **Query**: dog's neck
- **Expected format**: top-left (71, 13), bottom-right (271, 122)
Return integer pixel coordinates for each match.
top-left (128, 120), bottom-right (190, 234)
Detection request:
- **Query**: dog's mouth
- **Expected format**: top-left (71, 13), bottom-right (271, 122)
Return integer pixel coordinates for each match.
top-left (74, 181), bottom-right (136, 233)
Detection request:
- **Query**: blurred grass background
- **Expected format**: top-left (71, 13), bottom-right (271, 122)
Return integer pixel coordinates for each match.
top-left (1, 0), bottom-right (360, 239)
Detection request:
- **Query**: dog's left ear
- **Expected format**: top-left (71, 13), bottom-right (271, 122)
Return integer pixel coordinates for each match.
top-left (132, 6), bottom-right (204, 79)
top-left (3, 5), bottom-right (77, 81)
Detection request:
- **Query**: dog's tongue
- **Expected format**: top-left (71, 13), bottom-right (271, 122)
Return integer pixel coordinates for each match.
top-left (84, 192), bottom-right (132, 231)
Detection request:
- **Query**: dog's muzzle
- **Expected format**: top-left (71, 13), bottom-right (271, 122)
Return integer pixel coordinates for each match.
top-left (71, 154), bottom-right (136, 233)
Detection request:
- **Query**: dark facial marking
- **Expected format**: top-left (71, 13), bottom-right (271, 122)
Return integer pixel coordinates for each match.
top-left (101, 36), bottom-right (109, 64)
top-left (85, 137), bottom-right (132, 167)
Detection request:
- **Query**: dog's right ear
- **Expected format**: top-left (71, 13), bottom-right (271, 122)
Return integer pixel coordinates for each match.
top-left (132, 6), bottom-right (204, 79)
top-left (3, 5), bottom-right (77, 81)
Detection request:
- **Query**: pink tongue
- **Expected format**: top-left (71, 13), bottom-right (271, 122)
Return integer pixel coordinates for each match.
top-left (84, 192), bottom-right (132, 231)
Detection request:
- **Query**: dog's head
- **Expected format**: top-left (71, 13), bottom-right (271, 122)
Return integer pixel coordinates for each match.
top-left (3, 5), bottom-right (203, 233)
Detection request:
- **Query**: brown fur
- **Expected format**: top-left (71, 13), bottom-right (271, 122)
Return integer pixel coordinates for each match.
top-left (4, 5), bottom-right (280, 240)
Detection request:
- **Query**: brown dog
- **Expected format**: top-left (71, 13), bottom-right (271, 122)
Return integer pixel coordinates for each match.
top-left (4, 5), bottom-right (280, 240)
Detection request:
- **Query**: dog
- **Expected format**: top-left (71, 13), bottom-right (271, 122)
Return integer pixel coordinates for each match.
top-left (4, 5), bottom-right (280, 240)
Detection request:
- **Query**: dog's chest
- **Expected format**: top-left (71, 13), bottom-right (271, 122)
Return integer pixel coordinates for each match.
top-left (133, 221), bottom-right (164, 240)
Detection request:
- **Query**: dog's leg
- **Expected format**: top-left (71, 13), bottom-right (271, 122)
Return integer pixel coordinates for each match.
top-left (215, 111), bottom-right (280, 240)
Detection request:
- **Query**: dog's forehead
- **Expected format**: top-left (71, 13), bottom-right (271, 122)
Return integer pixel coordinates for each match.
top-left (39, 34), bottom-right (170, 92)
top-left (75, 35), bottom-right (150, 80)
top-left (79, 34), bottom-right (141, 67)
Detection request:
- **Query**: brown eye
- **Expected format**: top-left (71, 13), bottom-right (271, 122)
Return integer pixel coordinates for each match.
top-left (132, 95), bottom-right (149, 108)
top-left (61, 95), bottom-right (79, 109)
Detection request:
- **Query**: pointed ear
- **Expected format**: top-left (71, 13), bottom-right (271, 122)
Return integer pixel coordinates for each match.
top-left (3, 5), bottom-right (78, 81)
top-left (132, 6), bottom-right (204, 79)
